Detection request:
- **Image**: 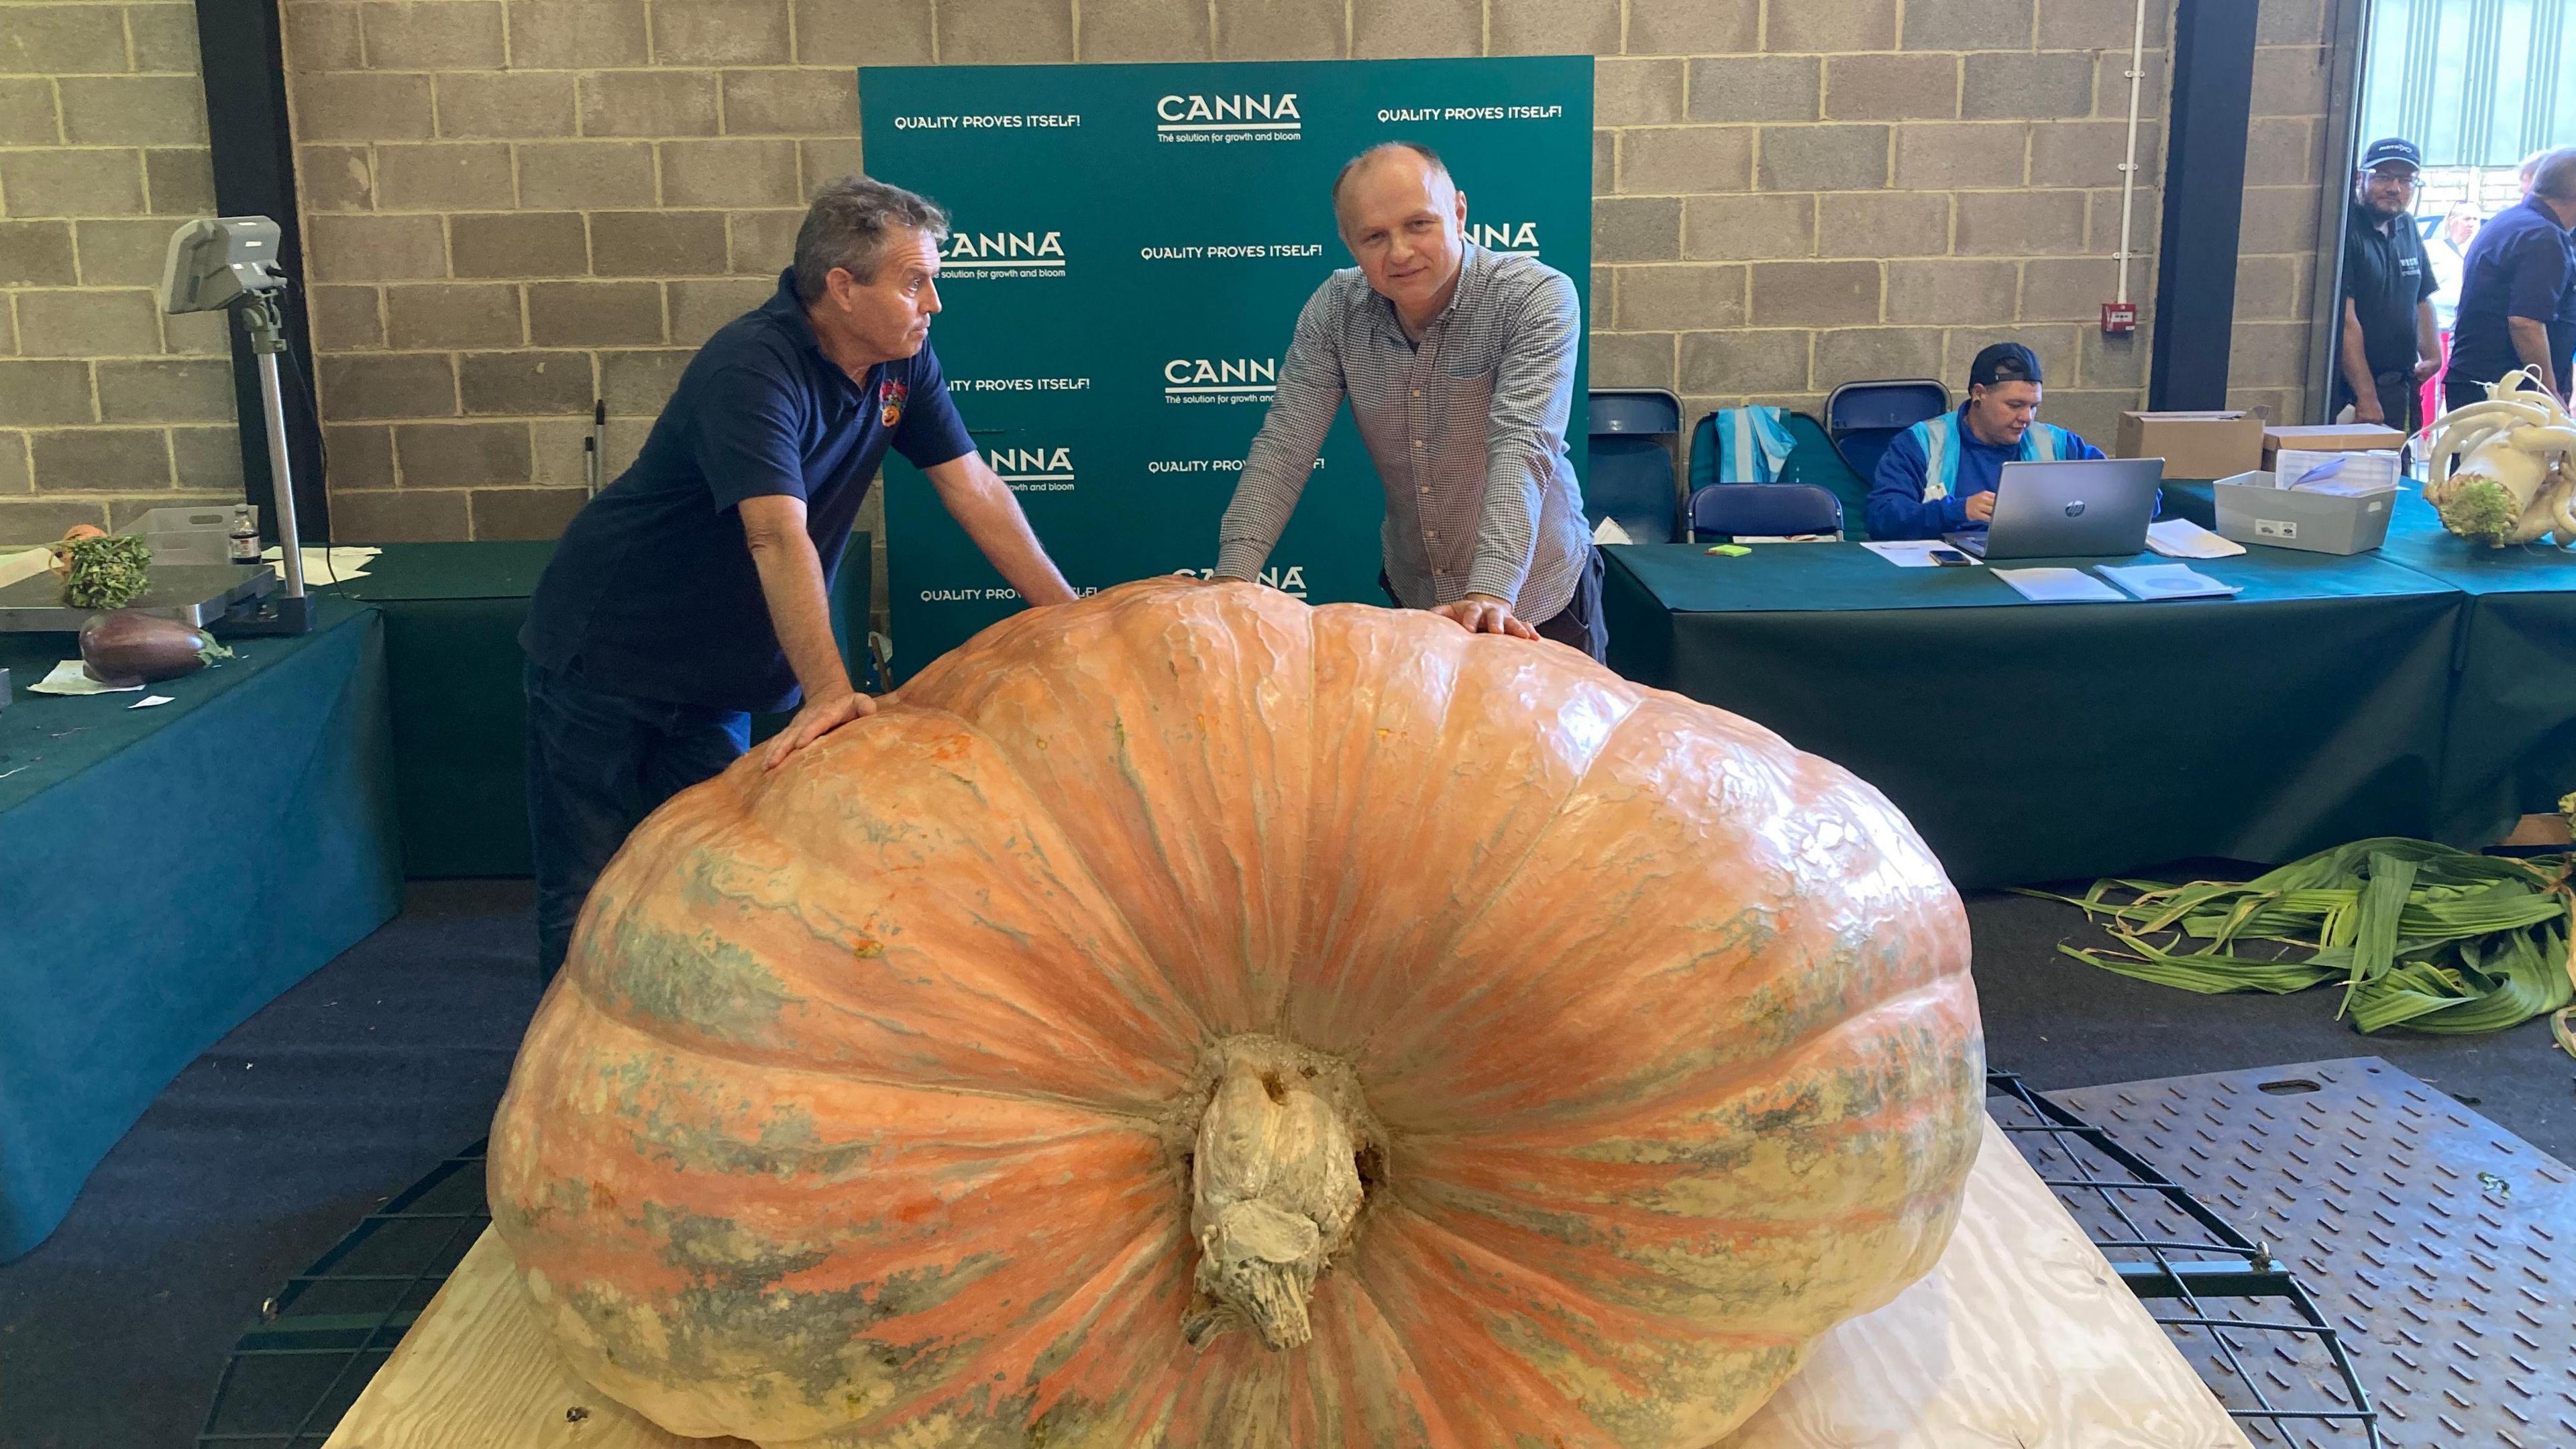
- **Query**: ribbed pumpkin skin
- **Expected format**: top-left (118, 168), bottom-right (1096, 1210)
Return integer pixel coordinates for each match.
top-left (488, 576), bottom-right (1984, 1449)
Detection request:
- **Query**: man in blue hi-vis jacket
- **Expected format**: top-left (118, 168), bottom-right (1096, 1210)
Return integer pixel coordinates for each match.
top-left (1866, 342), bottom-right (2105, 541)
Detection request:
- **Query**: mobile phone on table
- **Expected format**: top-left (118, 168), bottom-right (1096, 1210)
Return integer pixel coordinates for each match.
top-left (1927, 547), bottom-right (1972, 566)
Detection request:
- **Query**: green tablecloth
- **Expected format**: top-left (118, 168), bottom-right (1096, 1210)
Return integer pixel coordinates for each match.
top-left (330, 543), bottom-right (555, 878)
top-left (333, 537), bottom-right (876, 878)
top-left (1603, 542), bottom-right (2466, 888)
top-left (2160, 481), bottom-right (2576, 842)
top-left (2372, 495), bottom-right (2576, 841)
top-left (0, 598), bottom-right (400, 1258)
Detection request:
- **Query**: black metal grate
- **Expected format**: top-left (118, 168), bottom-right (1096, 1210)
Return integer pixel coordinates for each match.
top-left (1990, 1070), bottom-right (2383, 1447)
top-left (199, 1089), bottom-right (2394, 1446)
top-left (193, 1142), bottom-right (492, 1449)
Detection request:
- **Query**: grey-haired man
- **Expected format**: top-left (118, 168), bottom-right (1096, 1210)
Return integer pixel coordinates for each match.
top-left (519, 175), bottom-right (1075, 979)
top-left (1210, 142), bottom-right (1601, 659)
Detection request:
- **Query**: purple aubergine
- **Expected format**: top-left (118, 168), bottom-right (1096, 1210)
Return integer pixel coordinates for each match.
top-left (79, 610), bottom-right (223, 686)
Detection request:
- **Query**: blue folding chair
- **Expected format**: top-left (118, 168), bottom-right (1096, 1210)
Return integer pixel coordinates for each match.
top-left (1585, 389), bottom-right (1682, 543)
top-left (1825, 378), bottom-right (1949, 486)
top-left (1688, 483), bottom-right (1843, 542)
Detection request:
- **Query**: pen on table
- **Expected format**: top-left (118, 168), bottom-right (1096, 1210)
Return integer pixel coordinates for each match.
top-left (583, 435), bottom-right (599, 498)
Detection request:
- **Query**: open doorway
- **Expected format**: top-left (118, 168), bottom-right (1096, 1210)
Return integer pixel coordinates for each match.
top-left (2336, 0), bottom-right (2576, 437)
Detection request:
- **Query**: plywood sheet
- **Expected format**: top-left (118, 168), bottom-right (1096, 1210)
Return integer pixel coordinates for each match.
top-left (325, 1118), bottom-right (2249, 1449)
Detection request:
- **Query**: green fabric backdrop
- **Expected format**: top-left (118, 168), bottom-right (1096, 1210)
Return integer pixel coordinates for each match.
top-left (861, 57), bottom-right (1595, 680)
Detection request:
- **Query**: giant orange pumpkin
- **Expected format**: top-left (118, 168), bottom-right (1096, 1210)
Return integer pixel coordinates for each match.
top-left (489, 577), bottom-right (1983, 1448)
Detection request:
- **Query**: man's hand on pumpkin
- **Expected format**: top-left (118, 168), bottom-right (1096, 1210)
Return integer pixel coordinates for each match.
top-left (1430, 594), bottom-right (1540, 641)
top-left (764, 687), bottom-right (877, 770)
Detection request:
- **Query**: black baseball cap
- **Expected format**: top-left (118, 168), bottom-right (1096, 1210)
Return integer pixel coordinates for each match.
top-left (1969, 341), bottom-right (2043, 388)
top-left (2359, 137), bottom-right (2422, 174)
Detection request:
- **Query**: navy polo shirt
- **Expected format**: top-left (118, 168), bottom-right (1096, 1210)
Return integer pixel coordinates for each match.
top-left (521, 268), bottom-right (974, 713)
top-left (2451, 195), bottom-right (2572, 390)
top-left (2341, 199), bottom-right (2434, 377)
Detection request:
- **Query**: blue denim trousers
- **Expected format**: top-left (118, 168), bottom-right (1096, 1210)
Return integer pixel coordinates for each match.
top-left (523, 658), bottom-right (749, 980)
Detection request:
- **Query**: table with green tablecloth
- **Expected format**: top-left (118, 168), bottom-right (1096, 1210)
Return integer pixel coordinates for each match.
top-left (1603, 541), bottom-right (2467, 889)
top-left (329, 536), bottom-right (875, 878)
top-left (327, 543), bottom-right (555, 878)
top-left (2371, 494), bottom-right (2576, 842)
top-left (0, 598), bottom-right (400, 1258)
top-left (2159, 480), bottom-right (2576, 844)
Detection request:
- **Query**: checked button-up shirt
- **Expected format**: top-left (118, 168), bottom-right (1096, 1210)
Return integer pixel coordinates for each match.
top-left (1215, 243), bottom-right (1592, 620)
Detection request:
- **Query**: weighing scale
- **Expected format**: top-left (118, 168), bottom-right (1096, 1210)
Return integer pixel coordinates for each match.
top-left (0, 217), bottom-right (321, 643)
top-left (0, 563), bottom-right (279, 634)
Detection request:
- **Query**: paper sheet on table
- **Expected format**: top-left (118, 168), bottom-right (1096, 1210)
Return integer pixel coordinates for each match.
top-left (128, 694), bottom-right (175, 709)
top-left (1991, 567), bottom-right (2125, 603)
top-left (2145, 518), bottom-right (2246, 559)
top-left (28, 660), bottom-right (141, 695)
top-left (1592, 517), bottom-right (1635, 545)
top-left (0, 546), bottom-right (57, 592)
top-left (2096, 563), bottom-right (2243, 601)
top-left (260, 545), bottom-right (382, 585)
top-left (1861, 540), bottom-right (1982, 568)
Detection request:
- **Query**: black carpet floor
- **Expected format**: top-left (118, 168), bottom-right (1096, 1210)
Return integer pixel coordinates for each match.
top-left (1, 878), bottom-right (2567, 1449)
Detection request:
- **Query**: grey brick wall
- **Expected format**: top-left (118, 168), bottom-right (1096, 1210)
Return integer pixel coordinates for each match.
top-left (3, 0), bottom-right (2337, 541)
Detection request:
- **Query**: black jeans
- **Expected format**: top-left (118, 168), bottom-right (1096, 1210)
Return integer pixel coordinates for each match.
top-left (1379, 545), bottom-right (1608, 663)
top-left (523, 658), bottom-right (749, 981)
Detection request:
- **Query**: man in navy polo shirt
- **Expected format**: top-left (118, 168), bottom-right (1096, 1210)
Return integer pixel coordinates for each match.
top-left (2333, 138), bottom-right (2438, 433)
top-left (519, 176), bottom-right (1076, 979)
top-left (2449, 148), bottom-right (2576, 412)
top-left (2519, 148), bottom-right (2576, 400)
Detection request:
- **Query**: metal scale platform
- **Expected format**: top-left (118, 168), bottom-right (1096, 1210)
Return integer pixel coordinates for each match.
top-left (0, 563), bottom-right (278, 633)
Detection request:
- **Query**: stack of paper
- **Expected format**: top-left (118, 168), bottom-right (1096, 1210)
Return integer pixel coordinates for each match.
top-left (1991, 567), bottom-right (2125, 603)
top-left (2276, 449), bottom-right (2401, 496)
top-left (2096, 563), bottom-right (2243, 600)
top-left (2145, 518), bottom-right (2245, 559)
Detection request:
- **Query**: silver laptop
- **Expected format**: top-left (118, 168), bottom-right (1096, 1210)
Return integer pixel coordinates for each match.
top-left (1943, 457), bottom-right (2163, 560)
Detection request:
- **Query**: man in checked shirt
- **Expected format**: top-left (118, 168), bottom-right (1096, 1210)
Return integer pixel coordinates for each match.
top-left (1209, 142), bottom-right (1603, 659)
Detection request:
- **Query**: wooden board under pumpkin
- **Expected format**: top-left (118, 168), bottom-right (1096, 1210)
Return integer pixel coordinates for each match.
top-left (321, 1118), bottom-right (2252, 1449)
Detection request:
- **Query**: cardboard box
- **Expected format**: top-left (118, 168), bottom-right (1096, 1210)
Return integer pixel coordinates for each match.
top-left (2114, 410), bottom-right (2268, 480)
top-left (2261, 423), bottom-right (2406, 468)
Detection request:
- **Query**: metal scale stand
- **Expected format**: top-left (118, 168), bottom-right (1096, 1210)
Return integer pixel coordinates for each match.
top-left (0, 217), bottom-right (316, 637)
top-left (217, 288), bottom-right (316, 635)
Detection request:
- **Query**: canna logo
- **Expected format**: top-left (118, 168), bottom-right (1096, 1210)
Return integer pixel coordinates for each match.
top-left (1173, 564), bottom-right (1309, 598)
top-left (983, 443), bottom-right (1077, 492)
top-left (1155, 92), bottom-right (1302, 142)
top-left (1468, 221), bottom-right (1541, 256)
top-left (940, 229), bottom-right (1067, 279)
top-left (1163, 357), bottom-right (1277, 404)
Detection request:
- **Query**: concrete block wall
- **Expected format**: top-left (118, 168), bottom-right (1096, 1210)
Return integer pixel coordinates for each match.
top-left (1, 0), bottom-right (241, 542)
top-left (2229, 0), bottom-right (2337, 422)
top-left (2, 0), bottom-right (2339, 541)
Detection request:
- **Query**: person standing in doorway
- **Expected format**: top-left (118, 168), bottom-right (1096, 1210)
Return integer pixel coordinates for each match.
top-left (2520, 148), bottom-right (2576, 401)
top-left (2334, 138), bottom-right (2438, 433)
top-left (2450, 148), bottom-right (2576, 411)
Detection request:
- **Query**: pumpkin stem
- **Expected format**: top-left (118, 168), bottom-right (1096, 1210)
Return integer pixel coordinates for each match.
top-left (1181, 1046), bottom-right (1366, 1352)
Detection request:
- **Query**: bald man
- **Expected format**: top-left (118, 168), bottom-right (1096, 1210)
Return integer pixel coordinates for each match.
top-left (1210, 141), bottom-right (1601, 658)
